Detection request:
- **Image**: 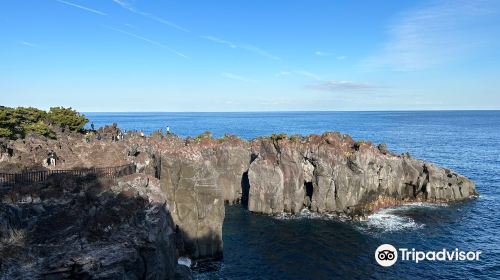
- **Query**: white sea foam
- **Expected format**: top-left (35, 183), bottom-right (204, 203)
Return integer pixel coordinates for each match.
top-left (274, 208), bottom-right (343, 221)
top-left (273, 202), bottom-right (449, 233)
top-left (364, 208), bottom-right (423, 232)
top-left (393, 202), bottom-right (448, 211)
top-left (478, 194), bottom-right (495, 201)
top-left (360, 202), bottom-right (449, 232)
top-left (178, 257), bottom-right (192, 267)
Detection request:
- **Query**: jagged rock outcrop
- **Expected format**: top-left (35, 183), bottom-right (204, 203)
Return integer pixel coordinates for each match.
top-left (0, 173), bottom-right (191, 279)
top-left (160, 154), bottom-right (224, 260)
top-left (0, 129), bottom-right (477, 270)
top-left (247, 132), bottom-right (477, 216)
top-left (214, 143), bottom-right (251, 204)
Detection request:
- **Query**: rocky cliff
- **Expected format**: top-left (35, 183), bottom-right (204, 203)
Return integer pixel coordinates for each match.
top-left (0, 173), bottom-right (193, 279)
top-left (0, 129), bottom-right (477, 276)
top-left (246, 133), bottom-right (476, 216)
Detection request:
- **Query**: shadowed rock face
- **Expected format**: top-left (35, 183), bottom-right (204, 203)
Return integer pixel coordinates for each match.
top-left (160, 155), bottom-right (224, 260)
top-left (0, 174), bottom-right (188, 279)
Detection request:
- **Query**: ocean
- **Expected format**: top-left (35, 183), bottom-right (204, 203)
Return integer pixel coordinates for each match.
top-left (85, 111), bottom-right (500, 279)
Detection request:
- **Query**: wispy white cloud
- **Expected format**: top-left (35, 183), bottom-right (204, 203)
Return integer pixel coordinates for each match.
top-left (315, 51), bottom-right (331, 56)
top-left (56, 0), bottom-right (107, 16)
top-left (20, 41), bottom-right (37, 47)
top-left (221, 72), bottom-right (257, 83)
top-left (278, 69), bottom-right (377, 93)
top-left (239, 44), bottom-right (280, 60)
top-left (112, 0), bottom-right (190, 32)
top-left (306, 80), bottom-right (379, 92)
top-left (200, 35), bottom-right (237, 48)
top-left (364, 0), bottom-right (499, 71)
top-left (336, 55), bottom-right (347, 60)
top-left (294, 70), bottom-right (322, 81)
top-left (275, 71), bottom-right (292, 77)
top-left (106, 26), bottom-right (189, 58)
top-left (201, 35), bottom-right (279, 60)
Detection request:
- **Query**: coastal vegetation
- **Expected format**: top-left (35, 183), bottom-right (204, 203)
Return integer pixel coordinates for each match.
top-left (353, 140), bottom-right (365, 150)
top-left (0, 106), bottom-right (88, 139)
top-left (270, 133), bottom-right (288, 142)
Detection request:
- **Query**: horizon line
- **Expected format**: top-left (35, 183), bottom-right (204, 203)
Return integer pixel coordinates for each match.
top-left (81, 109), bottom-right (500, 114)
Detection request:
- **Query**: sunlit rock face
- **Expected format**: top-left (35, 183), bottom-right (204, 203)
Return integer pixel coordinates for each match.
top-left (245, 132), bottom-right (476, 217)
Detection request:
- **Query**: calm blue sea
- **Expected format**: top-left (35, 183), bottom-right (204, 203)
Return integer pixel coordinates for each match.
top-left (86, 111), bottom-right (500, 280)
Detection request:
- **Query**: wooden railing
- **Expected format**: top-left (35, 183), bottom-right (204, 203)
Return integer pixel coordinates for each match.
top-left (0, 164), bottom-right (135, 186)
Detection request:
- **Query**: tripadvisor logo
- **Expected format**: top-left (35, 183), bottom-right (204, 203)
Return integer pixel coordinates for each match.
top-left (375, 244), bottom-right (482, 267)
top-left (375, 244), bottom-right (398, 267)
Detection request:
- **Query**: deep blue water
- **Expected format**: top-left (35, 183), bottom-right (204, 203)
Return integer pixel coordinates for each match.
top-left (86, 111), bottom-right (500, 280)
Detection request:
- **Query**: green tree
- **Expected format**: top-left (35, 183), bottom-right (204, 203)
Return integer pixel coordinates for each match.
top-left (14, 107), bottom-right (46, 124)
top-left (23, 121), bottom-right (55, 138)
top-left (14, 107), bottom-right (48, 137)
top-left (47, 107), bottom-right (88, 131)
top-left (0, 106), bottom-right (17, 138)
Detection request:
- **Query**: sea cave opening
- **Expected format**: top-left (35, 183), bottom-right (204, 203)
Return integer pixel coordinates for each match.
top-left (304, 181), bottom-right (314, 209)
top-left (241, 171), bottom-right (250, 209)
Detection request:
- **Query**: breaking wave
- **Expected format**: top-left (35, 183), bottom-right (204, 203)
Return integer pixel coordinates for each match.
top-left (359, 202), bottom-right (449, 233)
top-left (273, 208), bottom-right (347, 221)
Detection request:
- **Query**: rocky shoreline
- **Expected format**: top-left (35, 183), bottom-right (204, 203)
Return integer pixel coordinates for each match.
top-left (0, 127), bottom-right (477, 278)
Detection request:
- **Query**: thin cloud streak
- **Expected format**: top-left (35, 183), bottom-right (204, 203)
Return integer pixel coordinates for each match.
top-left (275, 71), bottom-right (291, 77)
top-left (56, 0), bottom-right (107, 16)
top-left (200, 35), bottom-right (237, 48)
top-left (295, 70), bottom-right (322, 81)
top-left (112, 0), bottom-right (190, 32)
top-left (239, 44), bottom-right (280, 60)
top-left (221, 72), bottom-right (257, 83)
top-left (21, 41), bottom-right (37, 47)
top-left (278, 70), bottom-right (378, 93)
top-left (201, 35), bottom-right (279, 60)
top-left (315, 51), bottom-right (331, 56)
top-left (306, 80), bottom-right (379, 92)
top-left (106, 26), bottom-right (189, 58)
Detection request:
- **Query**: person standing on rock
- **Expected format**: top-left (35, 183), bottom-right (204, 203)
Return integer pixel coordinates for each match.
top-left (91, 123), bottom-right (95, 131)
top-left (166, 126), bottom-right (170, 134)
top-left (47, 151), bottom-right (57, 166)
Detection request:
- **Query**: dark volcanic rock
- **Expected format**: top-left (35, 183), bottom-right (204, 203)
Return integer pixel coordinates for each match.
top-left (247, 132), bottom-right (477, 216)
top-left (0, 129), bottom-right (477, 274)
top-left (160, 153), bottom-right (224, 260)
top-left (0, 174), bottom-right (190, 279)
top-left (214, 143), bottom-right (251, 204)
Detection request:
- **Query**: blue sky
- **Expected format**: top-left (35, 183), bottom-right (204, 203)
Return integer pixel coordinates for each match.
top-left (1, 0), bottom-right (500, 111)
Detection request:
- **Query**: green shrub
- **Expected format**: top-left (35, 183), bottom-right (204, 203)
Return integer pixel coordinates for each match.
top-left (270, 133), bottom-right (288, 141)
top-left (195, 131), bottom-right (212, 141)
top-left (218, 133), bottom-right (239, 143)
top-left (0, 127), bottom-right (13, 138)
top-left (47, 107), bottom-right (88, 131)
top-left (289, 134), bottom-right (302, 143)
top-left (353, 140), bottom-right (365, 150)
top-left (377, 143), bottom-right (388, 154)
